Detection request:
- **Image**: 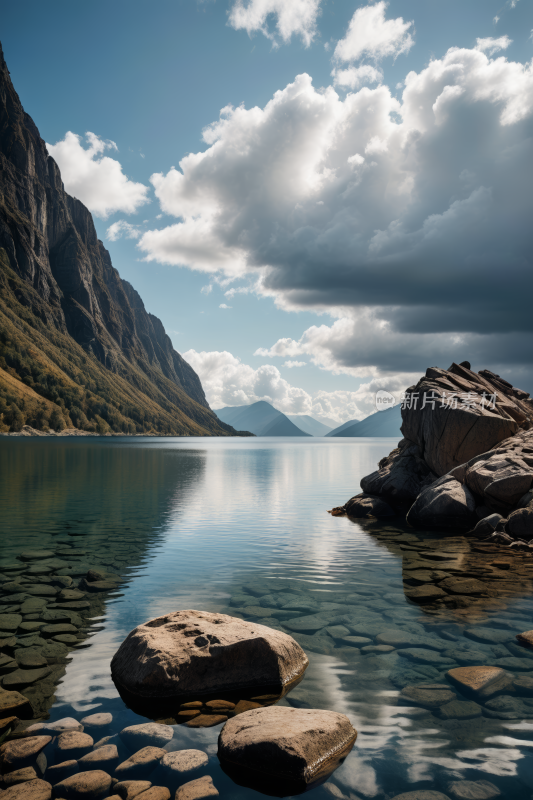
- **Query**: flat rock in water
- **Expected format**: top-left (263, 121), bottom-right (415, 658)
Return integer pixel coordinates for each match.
top-left (19, 551), bottom-right (54, 561)
top-left (160, 749), bottom-right (208, 776)
top-left (1, 765), bottom-right (39, 786)
top-left (79, 744), bottom-right (119, 770)
top-left (398, 649), bottom-right (452, 666)
top-left (399, 685), bottom-right (456, 709)
top-left (438, 577), bottom-right (487, 595)
top-left (56, 731), bottom-right (94, 758)
top-left (437, 700), bottom-right (482, 720)
top-left (120, 723), bottom-right (173, 750)
top-left (114, 747), bottom-right (166, 780)
top-left (135, 789), bottom-right (170, 800)
top-left (218, 706), bottom-right (356, 794)
top-left (404, 585), bottom-right (447, 603)
top-left (27, 717), bottom-right (82, 734)
top-left (0, 779), bottom-right (52, 799)
top-left (0, 735), bottom-right (52, 770)
top-left (2, 667), bottom-right (52, 688)
top-left (464, 628), bottom-right (512, 645)
top-left (186, 714), bottom-right (227, 728)
top-left (513, 676), bottom-right (533, 696)
top-left (81, 712), bottom-right (113, 728)
top-left (113, 780), bottom-right (152, 798)
top-left (54, 770), bottom-right (113, 799)
top-left (175, 776), bottom-right (219, 799)
top-left (516, 630), bottom-right (533, 648)
top-left (44, 760), bottom-right (79, 782)
top-left (447, 780), bottom-right (501, 799)
top-left (447, 666), bottom-right (512, 699)
top-left (0, 689), bottom-right (33, 718)
top-left (111, 610), bottom-right (308, 700)
top-left (0, 613), bottom-right (22, 631)
top-left (390, 793), bottom-right (452, 800)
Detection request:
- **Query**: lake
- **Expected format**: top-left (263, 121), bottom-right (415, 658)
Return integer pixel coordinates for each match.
top-left (2, 437), bottom-right (533, 799)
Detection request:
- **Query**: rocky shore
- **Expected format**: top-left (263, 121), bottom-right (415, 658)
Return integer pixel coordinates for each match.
top-left (334, 362), bottom-right (533, 547)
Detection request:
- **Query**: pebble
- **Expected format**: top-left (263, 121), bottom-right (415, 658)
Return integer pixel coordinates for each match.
top-left (232, 700), bottom-right (261, 714)
top-left (0, 735), bottom-right (52, 769)
top-left (404, 585), bottom-right (447, 602)
top-left (0, 778), bottom-right (53, 799)
top-left (2, 666), bottom-right (52, 688)
top-left (513, 675), bottom-right (533, 696)
top-left (120, 723), bottom-right (174, 750)
top-left (56, 731), bottom-right (94, 759)
top-left (1, 766), bottom-right (38, 786)
top-left (0, 614), bottom-right (22, 631)
top-left (41, 623), bottom-right (78, 637)
top-left (205, 699), bottom-right (235, 711)
top-left (185, 714), bottom-right (227, 728)
top-left (0, 654), bottom-right (17, 673)
top-left (27, 717), bottom-right (82, 734)
top-left (361, 645), bottom-right (395, 654)
top-left (446, 780), bottom-right (501, 799)
top-left (114, 747), bottom-right (166, 780)
top-left (397, 649), bottom-right (451, 666)
top-left (160, 750), bottom-right (208, 776)
top-left (19, 551), bottom-right (55, 561)
top-left (447, 666), bottom-right (513, 699)
top-left (175, 776), bottom-right (219, 799)
top-left (44, 760), bottom-right (79, 782)
top-left (78, 744), bottom-right (119, 769)
top-left (81, 712), bottom-right (113, 728)
top-left (134, 789), bottom-right (170, 800)
top-left (58, 590), bottom-right (86, 601)
top-left (177, 710), bottom-right (200, 720)
top-left (54, 634), bottom-right (80, 644)
top-left (464, 628), bottom-right (512, 645)
top-left (493, 657), bottom-right (532, 671)
top-left (18, 622), bottom-right (45, 633)
top-left (180, 702), bottom-right (203, 709)
top-left (53, 769), bottom-right (113, 799)
top-left (438, 577), bottom-right (487, 595)
top-left (341, 636), bottom-right (372, 646)
top-left (437, 700), bottom-right (482, 720)
top-left (399, 685), bottom-right (456, 709)
top-left (113, 780), bottom-right (152, 798)
top-left (0, 689), bottom-right (33, 718)
top-left (24, 585), bottom-right (57, 597)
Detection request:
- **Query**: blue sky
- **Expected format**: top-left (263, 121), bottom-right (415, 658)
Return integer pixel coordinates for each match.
top-left (3, 0), bottom-right (533, 421)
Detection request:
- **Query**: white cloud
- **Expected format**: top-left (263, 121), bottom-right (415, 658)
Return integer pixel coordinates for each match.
top-left (219, 303), bottom-right (232, 309)
top-left (333, 1), bottom-right (414, 64)
top-left (283, 360), bottom-right (306, 368)
top-left (475, 35), bottom-right (513, 55)
top-left (228, 0), bottom-right (321, 46)
top-left (139, 43), bottom-right (533, 383)
top-left (106, 220), bottom-right (142, 241)
top-left (201, 284), bottom-right (213, 295)
top-left (183, 349), bottom-right (412, 421)
top-left (47, 132), bottom-right (150, 219)
top-left (332, 64), bottom-right (383, 90)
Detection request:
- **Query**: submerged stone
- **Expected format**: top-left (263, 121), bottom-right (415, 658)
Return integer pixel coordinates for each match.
top-left (53, 770), bottom-right (113, 799)
top-left (119, 723), bottom-right (173, 750)
top-left (447, 666), bottom-right (512, 699)
top-left (175, 776), bottom-right (218, 799)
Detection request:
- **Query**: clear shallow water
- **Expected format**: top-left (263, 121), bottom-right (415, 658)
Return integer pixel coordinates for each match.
top-left (2, 437), bottom-right (533, 799)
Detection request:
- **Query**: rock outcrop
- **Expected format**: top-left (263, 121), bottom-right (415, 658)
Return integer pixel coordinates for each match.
top-left (336, 363), bottom-right (533, 544)
top-left (111, 610), bottom-right (309, 703)
top-left (0, 42), bottom-right (243, 436)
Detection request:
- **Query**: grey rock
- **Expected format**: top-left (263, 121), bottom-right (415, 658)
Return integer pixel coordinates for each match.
top-left (160, 749), bottom-right (208, 776)
top-left (344, 493), bottom-right (396, 518)
top-left (399, 684), bottom-right (456, 708)
top-left (119, 724), bottom-right (173, 750)
top-left (406, 476), bottom-right (476, 530)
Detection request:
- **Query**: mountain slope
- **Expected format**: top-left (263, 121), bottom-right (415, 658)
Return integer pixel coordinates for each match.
top-left (215, 401), bottom-right (311, 436)
top-left (0, 42), bottom-right (239, 436)
top-left (286, 414), bottom-right (333, 436)
top-left (329, 405), bottom-right (402, 437)
top-left (325, 418), bottom-right (360, 437)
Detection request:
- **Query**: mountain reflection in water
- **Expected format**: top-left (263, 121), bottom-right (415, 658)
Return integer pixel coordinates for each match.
top-left (2, 437), bottom-right (533, 799)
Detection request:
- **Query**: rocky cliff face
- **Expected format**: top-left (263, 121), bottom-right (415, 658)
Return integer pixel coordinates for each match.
top-left (0, 42), bottom-right (235, 435)
top-left (334, 362), bottom-right (533, 551)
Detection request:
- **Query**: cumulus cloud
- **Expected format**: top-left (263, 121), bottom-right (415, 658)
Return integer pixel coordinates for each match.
top-left (106, 220), bottom-right (142, 241)
top-left (475, 35), bottom-right (512, 55)
top-left (47, 132), bottom-right (150, 219)
top-left (201, 284), bottom-right (213, 295)
top-left (332, 64), bottom-right (383, 90)
top-left (228, 0), bottom-right (321, 46)
top-left (219, 303), bottom-right (232, 309)
top-left (333, 1), bottom-right (414, 64)
top-left (140, 43), bottom-right (533, 386)
top-left (283, 360), bottom-right (306, 368)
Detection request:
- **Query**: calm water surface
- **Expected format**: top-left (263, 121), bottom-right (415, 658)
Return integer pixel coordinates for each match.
top-left (2, 437), bottom-right (533, 799)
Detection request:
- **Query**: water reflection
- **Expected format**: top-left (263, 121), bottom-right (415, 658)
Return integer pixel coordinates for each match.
top-left (3, 438), bottom-right (533, 798)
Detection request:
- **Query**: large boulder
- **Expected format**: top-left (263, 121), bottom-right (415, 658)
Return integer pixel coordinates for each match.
top-left (360, 439), bottom-right (437, 509)
top-left (401, 363), bottom-right (531, 477)
top-left (218, 706), bottom-right (357, 795)
top-left (111, 610), bottom-right (308, 701)
top-left (344, 493), bottom-right (396, 518)
top-left (464, 430), bottom-right (533, 515)
top-left (406, 475), bottom-right (477, 530)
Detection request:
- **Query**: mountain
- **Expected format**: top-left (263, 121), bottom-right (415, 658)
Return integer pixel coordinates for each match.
top-left (286, 414), bottom-right (333, 436)
top-left (329, 405), bottom-right (402, 437)
top-left (0, 43), bottom-right (242, 436)
top-left (215, 401), bottom-right (311, 436)
top-left (325, 418), bottom-right (360, 436)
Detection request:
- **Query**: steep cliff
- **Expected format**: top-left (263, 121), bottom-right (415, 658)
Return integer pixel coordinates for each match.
top-left (0, 42), bottom-right (238, 435)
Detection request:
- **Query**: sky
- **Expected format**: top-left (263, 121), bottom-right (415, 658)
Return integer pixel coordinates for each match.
top-left (3, 0), bottom-right (533, 423)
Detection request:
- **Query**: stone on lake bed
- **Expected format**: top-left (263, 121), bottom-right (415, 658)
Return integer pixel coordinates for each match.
top-left (19, 551), bottom-right (55, 561)
top-left (53, 770), bottom-right (113, 799)
top-left (397, 649), bottom-right (452, 666)
top-left (45, 761), bottom-right (79, 782)
top-left (0, 614), bottom-right (22, 631)
top-left (0, 735), bottom-right (52, 770)
top-left (516, 630), bottom-right (533, 648)
top-left (78, 744), bottom-right (119, 769)
top-left (175, 776), bottom-right (219, 799)
top-left (186, 714), bottom-right (227, 728)
top-left (41, 623), bottom-right (78, 637)
top-left (0, 689), bottom-right (33, 719)
top-left (113, 780), bottom-right (152, 798)
top-left (390, 793), bottom-right (452, 800)
top-left (446, 780), bottom-right (501, 799)
top-left (404, 585), bottom-right (447, 603)
top-left (399, 685), bottom-right (456, 709)
top-left (437, 700), bottom-right (482, 720)
top-left (27, 717), bottom-right (82, 734)
top-left (2, 666), bottom-right (52, 688)
top-left (81, 712), bottom-right (113, 728)
top-left (341, 636), bottom-right (372, 646)
top-left (111, 610), bottom-right (308, 701)
top-left (513, 676), bottom-right (533, 696)
top-left (120, 723), bottom-right (174, 750)
top-left (56, 731), bottom-right (94, 758)
top-left (0, 779), bottom-right (53, 799)
top-left (218, 706), bottom-right (357, 794)
top-left (447, 666), bottom-right (513, 699)
top-left (464, 629), bottom-right (512, 645)
top-left (160, 749), bottom-right (208, 776)
top-left (114, 747), bottom-right (166, 779)
top-left (1, 765), bottom-right (39, 786)
top-left (362, 645), bottom-right (395, 654)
